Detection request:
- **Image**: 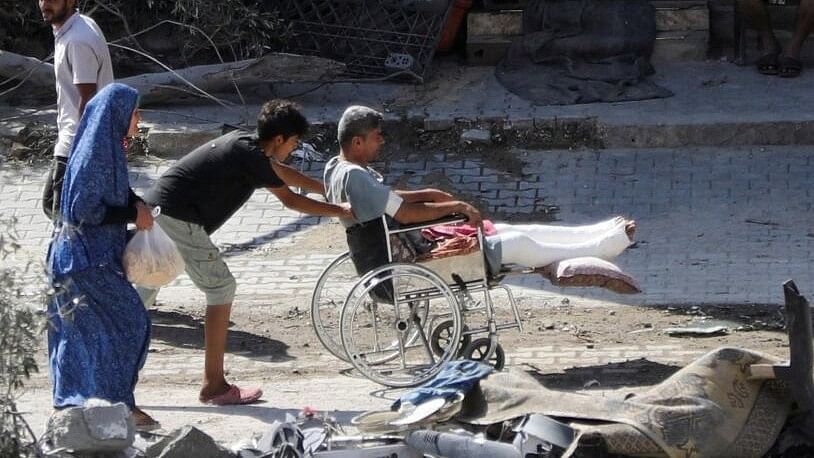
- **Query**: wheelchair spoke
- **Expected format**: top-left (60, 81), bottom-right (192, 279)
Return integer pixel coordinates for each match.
top-left (371, 304), bottom-right (381, 353)
top-left (410, 302), bottom-right (435, 364)
top-left (397, 328), bottom-right (407, 369)
top-left (341, 264), bottom-right (462, 387)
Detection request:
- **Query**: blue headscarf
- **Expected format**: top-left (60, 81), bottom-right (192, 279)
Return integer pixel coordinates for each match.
top-left (48, 83), bottom-right (139, 278)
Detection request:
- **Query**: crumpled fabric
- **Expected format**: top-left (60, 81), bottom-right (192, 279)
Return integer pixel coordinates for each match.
top-left (392, 360), bottom-right (493, 410)
top-left (421, 220), bottom-right (497, 241)
top-left (496, 0), bottom-right (673, 105)
top-left (415, 235), bottom-right (480, 261)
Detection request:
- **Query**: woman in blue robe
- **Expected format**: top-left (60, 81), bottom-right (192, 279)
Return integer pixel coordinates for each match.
top-left (47, 83), bottom-right (158, 429)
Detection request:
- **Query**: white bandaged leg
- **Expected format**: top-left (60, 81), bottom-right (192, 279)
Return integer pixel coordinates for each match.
top-left (493, 223), bottom-right (631, 268)
top-left (493, 217), bottom-right (623, 244)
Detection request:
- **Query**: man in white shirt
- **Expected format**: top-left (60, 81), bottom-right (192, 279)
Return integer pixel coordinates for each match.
top-left (39, 0), bottom-right (114, 220)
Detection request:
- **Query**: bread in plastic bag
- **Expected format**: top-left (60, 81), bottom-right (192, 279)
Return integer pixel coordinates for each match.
top-left (123, 221), bottom-right (185, 288)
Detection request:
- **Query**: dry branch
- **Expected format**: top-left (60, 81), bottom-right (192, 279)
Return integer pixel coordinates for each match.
top-left (0, 50), bottom-right (345, 105)
top-left (0, 50), bottom-right (55, 87)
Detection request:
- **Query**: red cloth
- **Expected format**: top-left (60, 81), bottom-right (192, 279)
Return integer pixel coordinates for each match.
top-left (416, 235), bottom-right (479, 261)
top-left (421, 219), bottom-right (497, 241)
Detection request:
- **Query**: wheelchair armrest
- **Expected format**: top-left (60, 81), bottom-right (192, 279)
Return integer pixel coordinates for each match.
top-left (386, 214), bottom-right (469, 235)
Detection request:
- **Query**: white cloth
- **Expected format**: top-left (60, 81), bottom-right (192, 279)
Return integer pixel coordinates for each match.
top-left (53, 13), bottom-right (114, 158)
top-left (488, 218), bottom-right (632, 268)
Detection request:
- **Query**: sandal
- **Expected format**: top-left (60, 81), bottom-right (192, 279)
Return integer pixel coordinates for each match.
top-left (778, 56), bottom-right (802, 78)
top-left (756, 51), bottom-right (780, 75)
top-left (200, 384), bottom-right (263, 405)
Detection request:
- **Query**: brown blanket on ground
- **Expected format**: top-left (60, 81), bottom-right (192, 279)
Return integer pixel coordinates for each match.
top-left (458, 347), bottom-right (791, 457)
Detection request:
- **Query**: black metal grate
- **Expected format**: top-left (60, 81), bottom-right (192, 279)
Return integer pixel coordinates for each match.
top-left (275, 0), bottom-right (453, 81)
top-left (481, 0), bottom-right (527, 10)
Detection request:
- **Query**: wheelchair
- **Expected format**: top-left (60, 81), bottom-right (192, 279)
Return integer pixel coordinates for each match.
top-left (311, 215), bottom-right (524, 387)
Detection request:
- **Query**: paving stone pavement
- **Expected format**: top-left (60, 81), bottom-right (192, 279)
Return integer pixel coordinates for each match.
top-left (3, 145), bottom-right (811, 308)
top-left (9, 142), bottom-right (811, 439)
top-left (3, 144), bottom-right (813, 395)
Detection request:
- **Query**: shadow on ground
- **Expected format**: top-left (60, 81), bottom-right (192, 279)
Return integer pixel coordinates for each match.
top-left (149, 309), bottom-right (293, 362)
top-left (220, 214), bottom-right (322, 257)
top-left (524, 358), bottom-right (682, 391)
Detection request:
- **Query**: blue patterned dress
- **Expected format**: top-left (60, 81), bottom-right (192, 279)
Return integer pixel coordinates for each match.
top-left (46, 83), bottom-right (150, 409)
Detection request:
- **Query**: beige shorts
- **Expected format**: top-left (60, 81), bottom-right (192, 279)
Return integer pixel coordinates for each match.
top-left (136, 214), bottom-right (236, 306)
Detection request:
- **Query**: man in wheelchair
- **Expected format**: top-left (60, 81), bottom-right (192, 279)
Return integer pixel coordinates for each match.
top-left (324, 105), bottom-right (637, 288)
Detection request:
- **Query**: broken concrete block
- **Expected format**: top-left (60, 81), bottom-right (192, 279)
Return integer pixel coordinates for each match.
top-left (655, 5), bottom-right (709, 32)
top-left (466, 35), bottom-right (512, 66)
top-left (461, 129), bottom-right (493, 145)
top-left (150, 426), bottom-right (234, 458)
top-left (46, 402), bottom-right (135, 453)
top-left (10, 142), bottom-right (33, 159)
top-left (144, 123), bottom-right (223, 159)
top-left (651, 30), bottom-right (709, 63)
top-left (467, 11), bottom-right (522, 37)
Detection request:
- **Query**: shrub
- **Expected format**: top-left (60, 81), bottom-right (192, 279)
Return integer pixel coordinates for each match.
top-left (0, 218), bottom-right (45, 456)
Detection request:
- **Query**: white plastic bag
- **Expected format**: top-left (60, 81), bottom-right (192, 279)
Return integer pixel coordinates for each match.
top-left (123, 210), bottom-right (185, 288)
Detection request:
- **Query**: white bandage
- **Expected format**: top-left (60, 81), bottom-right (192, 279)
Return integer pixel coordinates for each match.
top-left (384, 191), bottom-right (404, 217)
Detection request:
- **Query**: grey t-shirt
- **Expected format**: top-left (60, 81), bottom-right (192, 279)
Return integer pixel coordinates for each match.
top-left (324, 155), bottom-right (503, 272)
top-left (323, 156), bottom-right (404, 227)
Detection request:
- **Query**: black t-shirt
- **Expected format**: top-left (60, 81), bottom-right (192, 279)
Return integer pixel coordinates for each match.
top-left (144, 130), bottom-right (285, 234)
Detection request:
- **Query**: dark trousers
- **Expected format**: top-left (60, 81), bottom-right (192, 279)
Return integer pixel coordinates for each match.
top-left (42, 156), bottom-right (68, 220)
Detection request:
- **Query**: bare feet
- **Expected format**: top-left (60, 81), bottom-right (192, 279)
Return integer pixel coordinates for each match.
top-left (132, 406), bottom-right (160, 431)
top-left (624, 219), bottom-right (636, 242)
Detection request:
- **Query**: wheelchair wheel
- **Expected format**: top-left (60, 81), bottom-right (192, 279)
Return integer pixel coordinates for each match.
top-left (430, 319), bottom-right (471, 358)
top-left (462, 338), bottom-right (505, 371)
top-left (311, 252), bottom-right (430, 363)
top-left (311, 252), bottom-right (357, 362)
top-left (341, 263), bottom-right (462, 387)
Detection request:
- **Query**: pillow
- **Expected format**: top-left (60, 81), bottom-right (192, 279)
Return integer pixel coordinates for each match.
top-left (543, 257), bottom-right (641, 294)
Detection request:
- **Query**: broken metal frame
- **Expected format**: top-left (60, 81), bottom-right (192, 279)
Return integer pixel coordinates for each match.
top-left (747, 280), bottom-right (814, 440)
top-left (276, 0), bottom-right (454, 82)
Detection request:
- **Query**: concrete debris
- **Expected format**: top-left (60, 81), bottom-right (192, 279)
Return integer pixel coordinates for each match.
top-left (423, 118), bottom-right (454, 131)
top-left (664, 325), bottom-right (729, 336)
top-left (10, 142), bottom-right (32, 160)
top-left (45, 401), bottom-right (135, 453)
top-left (147, 426), bottom-right (234, 458)
top-left (460, 128), bottom-right (492, 145)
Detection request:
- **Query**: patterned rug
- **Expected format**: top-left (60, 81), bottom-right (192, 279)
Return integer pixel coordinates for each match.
top-left (458, 347), bottom-right (791, 457)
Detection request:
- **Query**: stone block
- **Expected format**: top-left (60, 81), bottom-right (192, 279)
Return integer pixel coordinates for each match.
top-left (145, 123), bottom-right (224, 159)
top-left (467, 11), bottom-right (523, 37)
top-left (149, 426), bottom-right (234, 458)
top-left (465, 4), bottom-right (708, 38)
top-left (46, 402), bottom-right (134, 453)
top-left (466, 36), bottom-right (513, 66)
top-left (656, 5), bottom-right (709, 31)
top-left (651, 30), bottom-right (709, 63)
top-left (460, 128), bottom-right (493, 145)
top-left (505, 117), bottom-right (535, 130)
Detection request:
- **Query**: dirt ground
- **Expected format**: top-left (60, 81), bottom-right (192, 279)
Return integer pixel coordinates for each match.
top-left (145, 222), bottom-right (792, 388)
